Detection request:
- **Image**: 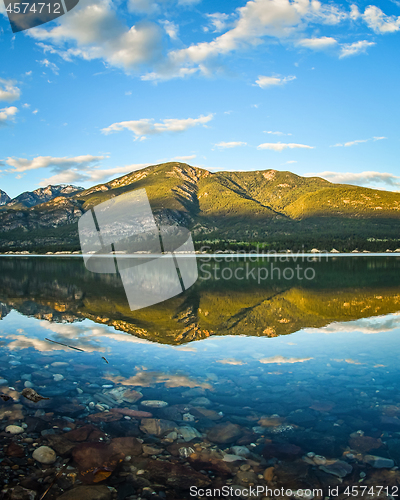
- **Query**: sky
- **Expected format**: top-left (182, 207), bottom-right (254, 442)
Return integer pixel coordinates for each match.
top-left (0, 0), bottom-right (400, 198)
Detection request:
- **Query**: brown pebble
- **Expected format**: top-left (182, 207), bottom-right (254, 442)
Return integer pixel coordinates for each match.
top-left (12, 465), bottom-right (19, 470)
top-left (263, 466), bottom-right (274, 481)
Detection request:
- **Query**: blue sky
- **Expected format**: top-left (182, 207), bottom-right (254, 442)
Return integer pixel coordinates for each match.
top-left (1, 0), bottom-right (399, 198)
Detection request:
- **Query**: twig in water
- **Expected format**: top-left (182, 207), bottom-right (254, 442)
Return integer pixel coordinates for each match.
top-left (39, 459), bottom-right (70, 500)
top-left (45, 338), bottom-right (85, 352)
top-left (102, 356), bottom-right (109, 364)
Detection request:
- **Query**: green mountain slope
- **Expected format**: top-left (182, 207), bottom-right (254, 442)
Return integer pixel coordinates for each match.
top-left (1, 162), bottom-right (400, 252)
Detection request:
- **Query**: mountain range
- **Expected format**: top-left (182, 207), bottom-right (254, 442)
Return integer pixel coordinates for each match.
top-left (1, 162), bottom-right (400, 253)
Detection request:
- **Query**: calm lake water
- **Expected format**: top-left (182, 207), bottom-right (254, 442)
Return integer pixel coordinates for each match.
top-left (1, 256), bottom-right (400, 499)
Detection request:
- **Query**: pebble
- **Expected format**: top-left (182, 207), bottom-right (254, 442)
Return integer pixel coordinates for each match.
top-left (0, 379), bottom-right (8, 385)
top-left (32, 446), bottom-right (57, 464)
top-left (363, 455), bottom-right (395, 469)
top-left (24, 381), bottom-right (34, 388)
top-left (5, 425), bottom-right (24, 435)
top-left (53, 374), bottom-right (64, 382)
top-left (140, 400), bottom-right (168, 408)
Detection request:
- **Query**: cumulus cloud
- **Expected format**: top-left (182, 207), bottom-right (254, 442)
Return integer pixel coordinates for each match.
top-left (297, 36), bottom-right (337, 49)
top-left (144, 0), bottom-right (350, 80)
top-left (28, 0), bottom-right (164, 71)
top-left (306, 171), bottom-right (400, 190)
top-left (0, 79), bottom-right (21, 102)
top-left (332, 136), bottom-right (386, 147)
top-left (362, 5), bottom-right (400, 34)
top-left (255, 75), bottom-right (296, 88)
top-left (4, 154), bottom-right (147, 185)
top-left (42, 164), bottom-right (148, 185)
top-left (24, 0), bottom-right (396, 80)
top-left (215, 141), bottom-right (247, 149)
top-left (102, 113), bottom-right (213, 139)
top-left (5, 154), bottom-right (105, 173)
top-left (257, 142), bottom-right (314, 152)
top-left (0, 106), bottom-right (18, 127)
top-left (339, 40), bottom-right (376, 58)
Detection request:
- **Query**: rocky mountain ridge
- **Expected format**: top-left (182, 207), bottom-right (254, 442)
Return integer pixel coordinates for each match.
top-left (1, 184), bottom-right (84, 209)
top-left (0, 163), bottom-right (400, 252)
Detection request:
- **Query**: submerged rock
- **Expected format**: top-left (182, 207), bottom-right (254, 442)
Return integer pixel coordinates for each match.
top-left (32, 445), bottom-right (57, 464)
top-left (319, 460), bottom-right (352, 478)
top-left (363, 455), bottom-right (395, 469)
top-left (140, 418), bottom-right (176, 437)
top-left (140, 400), bottom-right (168, 408)
top-left (57, 485), bottom-right (112, 500)
top-left (207, 422), bottom-right (243, 444)
top-left (5, 424), bottom-right (24, 435)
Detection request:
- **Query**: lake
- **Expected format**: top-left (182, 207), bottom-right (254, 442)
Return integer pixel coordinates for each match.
top-left (1, 255), bottom-right (400, 499)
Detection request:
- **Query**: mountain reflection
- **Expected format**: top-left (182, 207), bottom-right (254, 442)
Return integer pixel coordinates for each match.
top-left (0, 256), bottom-right (400, 345)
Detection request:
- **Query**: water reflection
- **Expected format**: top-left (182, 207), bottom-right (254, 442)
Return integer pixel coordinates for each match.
top-left (0, 256), bottom-right (400, 344)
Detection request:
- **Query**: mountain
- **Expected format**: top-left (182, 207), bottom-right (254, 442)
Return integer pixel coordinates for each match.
top-left (4, 184), bottom-right (84, 208)
top-left (0, 189), bottom-right (11, 206)
top-left (0, 163), bottom-right (400, 253)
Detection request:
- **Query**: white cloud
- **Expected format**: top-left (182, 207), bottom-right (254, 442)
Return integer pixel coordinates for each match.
top-left (339, 40), bottom-right (376, 58)
top-left (362, 5), bottom-right (400, 34)
top-left (205, 12), bottom-right (230, 33)
top-left (38, 58), bottom-right (60, 74)
top-left (141, 67), bottom-right (199, 81)
top-left (332, 136), bottom-right (386, 147)
top-left (42, 163), bottom-right (148, 185)
top-left (255, 75), bottom-right (296, 88)
top-left (162, 20), bottom-right (179, 40)
top-left (297, 36), bottom-right (337, 49)
top-left (28, 0), bottom-right (164, 71)
top-left (265, 131), bottom-right (292, 136)
top-left (306, 171), bottom-right (400, 190)
top-left (284, 160), bottom-right (298, 164)
top-left (0, 106), bottom-right (18, 127)
top-left (4, 154), bottom-right (150, 185)
top-left (146, 0), bottom-right (350, 80)
top-left (215, 141), bottom-right (247, 149)
top-left (102, 113), bottom-right (213, 139)
top-left (5, 154), bottom-right (105, 173)
top-left (0, 79), bottom-right (21, 102)
top-left (257, 142), bottom-right (314, 152)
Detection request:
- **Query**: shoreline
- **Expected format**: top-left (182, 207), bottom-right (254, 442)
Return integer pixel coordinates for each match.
top-left (1, 251), bottom-right (400, 258)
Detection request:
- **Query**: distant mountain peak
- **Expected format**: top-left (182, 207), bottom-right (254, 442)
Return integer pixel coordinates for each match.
top-left (6, 184), bottom-right (84, 208)
top-left (0, 189), bottom-right (11, 206)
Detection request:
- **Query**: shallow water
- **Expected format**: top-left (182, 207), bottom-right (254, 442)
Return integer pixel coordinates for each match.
top-left (1, 256), bottom-right (400, 499)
